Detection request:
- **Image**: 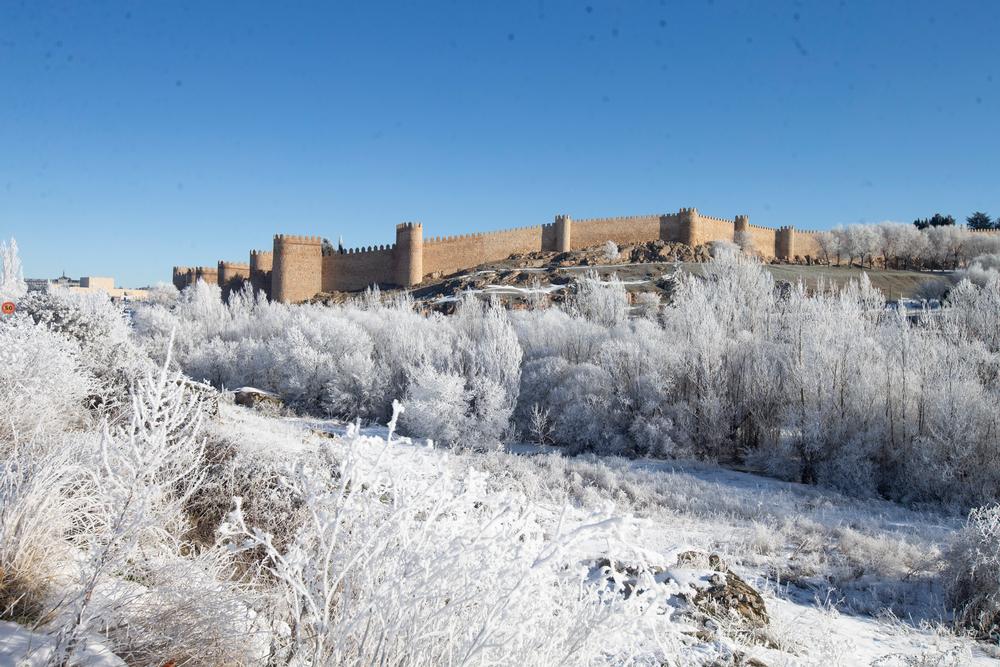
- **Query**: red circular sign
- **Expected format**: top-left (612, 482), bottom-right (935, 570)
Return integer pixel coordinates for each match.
top-left (1, 302), bottom-right (14, 315)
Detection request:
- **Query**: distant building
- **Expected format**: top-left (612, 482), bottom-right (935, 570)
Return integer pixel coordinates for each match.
top-left (70, 276), bottom-right (148, 301)
top-left (25, 273), bottom-right (147, 301)
top-left (50, 272), bottom-right (80, 289)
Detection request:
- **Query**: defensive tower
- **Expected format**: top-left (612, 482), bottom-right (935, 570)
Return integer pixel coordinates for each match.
top-left (249, 249), bottom-right (273, 298)
top-left (194, 266), bottom-right (219, 286)
top-left (172, 266), bottom-right (192, 290)
top-left (272, 235), bottom-right (323, 303)
top-left (217, 261), bottom-right (250, 300)
top-left (776, 226), bottom-right (795, 260)
top-left (393, 222), bottom-right (423, 288)
top-left (734, 214), bottom-right (749, 235)
top-left (678, 207), bottom-right (702, 247)
top-left (554, 214), bottom-right (572, 252)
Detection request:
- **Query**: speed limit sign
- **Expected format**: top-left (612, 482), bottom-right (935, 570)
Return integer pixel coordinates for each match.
top-left (1, 302), bottom-right (15, 315)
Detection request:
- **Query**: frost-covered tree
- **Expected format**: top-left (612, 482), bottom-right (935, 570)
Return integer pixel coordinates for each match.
top-left (602, 239), bottom-right (620, 262)
top-left (945, 504), bottom-right (1000, 637)
top-left (124, 249), bottom-right (1000, 506)
top-left (567, 271), bottom-right (628, 328)
top-left (0, 237), bottom-right (27, 300)
top-left (0, 315), bottom-right (93, 444)
top-left (734, 229), bottom-right (755, 255)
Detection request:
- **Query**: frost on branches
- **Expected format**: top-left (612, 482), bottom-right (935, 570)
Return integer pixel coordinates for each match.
top-left (128, 253), bottom-right (1000, 507)
top-left (3, 238), bottom-right (1000, 663)
top-left (0, 237), bottom-right (27, 301)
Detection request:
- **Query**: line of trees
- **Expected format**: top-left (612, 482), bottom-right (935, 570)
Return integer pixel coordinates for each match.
top-left (126, 257), bottom-right (1000, 508)
top-left (913, 211), bottom-right (1000, 231)
top-left (814, 221), bottom-right (1000, 270)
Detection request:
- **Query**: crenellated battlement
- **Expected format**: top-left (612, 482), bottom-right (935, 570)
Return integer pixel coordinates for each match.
top-left (173, 205), bottom-right (827, 302)
top-left (425, 223), bottom-right (544, 245)
top-left (274, 234), bottom-right (323, 244)
top-left (574, 213), bottom-right (667, 223)
top-left (338, 244), bottom-right (395, 255)
top-left (698, 214), bottom-right (735, 225)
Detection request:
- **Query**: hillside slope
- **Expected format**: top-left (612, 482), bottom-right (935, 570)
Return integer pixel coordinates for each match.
top-left (313, 240), bottom-right (952, 309)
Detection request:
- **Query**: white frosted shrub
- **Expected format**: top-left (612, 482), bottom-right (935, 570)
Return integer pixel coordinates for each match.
top-left (568, 271), bottom-right (629, 328)
top-left (602, 239), bottom-right (620, 261)
top-left (143, 282), bottom-right (180, 307)
top-left (0, 315), bottom-right (93, 444)
top-left (127, 251), bottom-right (1000, 506)
top-left (0, 237), bottom-right (26, 301)
top-left (224, 419), bottom-right (673, 666)
top-left (634, 290), bottom-right (661, 319)
top-left (734, 229), bottom-right (754, 254)
top-left (546, 363), bottom-right (616, 452)
top-left (49, 345), bottom-right (259, 667)
top-left (0, 440), bottom-right (80, 621)
top-left (943, 276), bottom-right (1000, 352)
top-left (400, 366), bottom-right (467, 446)
top-left (263, 315), bottom-right (376, 413)
top-left (946, 505), bottom-right (1000, 637)
top-left (20, 289), bottom-right (151, 411)
top-left (710, 239), bottom-right (740, 258)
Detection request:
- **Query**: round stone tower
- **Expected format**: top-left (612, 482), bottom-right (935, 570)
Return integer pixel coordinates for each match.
top-left (172, 266), bottom-right (191, 291)
top-left (249, 249), bottom-right (274, 299)
top-left (554, 214), bottom-right (572, 252)
top-left (393, 222), bottom-right (423, 287)
top-left (678, 207), bottom-right (702, 247)
top-left (776, 226), bottom-right (796, 260)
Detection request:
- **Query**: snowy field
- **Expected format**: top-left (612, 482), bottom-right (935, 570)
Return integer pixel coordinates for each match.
top-left (2, 237), bottom-right (1000, 665)
top-left (217, 404), bottom-right (1000, 665)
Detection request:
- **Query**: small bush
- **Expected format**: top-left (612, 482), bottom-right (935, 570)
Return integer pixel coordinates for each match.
top-left (945, 504), bottom-right (1000, 638)
top-left (0, 315), bottom-right (93, 444)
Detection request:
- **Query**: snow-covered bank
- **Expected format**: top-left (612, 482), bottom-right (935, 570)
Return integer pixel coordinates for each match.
top-left (251, 406), bottom-right (997, 665)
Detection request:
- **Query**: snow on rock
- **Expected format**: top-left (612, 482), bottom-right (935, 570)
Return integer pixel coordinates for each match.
top-left (232, 385), bottom-right (284, 410)
top-left (0, 621), bottom-right (124, 667)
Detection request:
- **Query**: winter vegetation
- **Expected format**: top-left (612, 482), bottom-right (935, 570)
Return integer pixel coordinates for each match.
top-left (130, 251), bottom-right (1000, 507)
top-left (2, 237), bottom-right (1000, 664)
top-left (0, 237), bottom-right (27, 301)
top-left (812, 222), bottom-right (1000, 271)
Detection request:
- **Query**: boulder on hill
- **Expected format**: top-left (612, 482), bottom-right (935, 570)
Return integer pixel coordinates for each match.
top-left (233, 387), bottom-right (284, 413)
top-left (587, 550), bottom-right (769, 631)
top-left (679, 552), bottom-right (769, 630)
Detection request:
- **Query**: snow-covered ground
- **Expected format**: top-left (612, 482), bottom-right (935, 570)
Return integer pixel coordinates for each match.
top-left (262, 406), bottom-right (996, 665)
top-left (0, 621), bottom-right (124, 667)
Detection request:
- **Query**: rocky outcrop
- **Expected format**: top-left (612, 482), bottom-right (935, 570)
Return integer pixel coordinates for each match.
top-left (233, 387), bottom-right (284, 413)
top-left (587, 549), bottom-right (770, 647)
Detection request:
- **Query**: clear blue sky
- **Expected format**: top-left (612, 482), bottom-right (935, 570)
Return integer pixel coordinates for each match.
top-left (2, 1), bottom-right (998, 286)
